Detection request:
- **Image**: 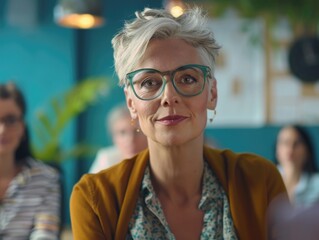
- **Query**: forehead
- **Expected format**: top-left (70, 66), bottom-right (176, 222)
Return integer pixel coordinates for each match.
top-left (0, 99), bottom-right (22, 117)
top-left (111, 116), bottom-right (132, 130)
top-left (278, 127), bottom-right (301, 140)
top-left (137, 38), bottom-right (204, 71)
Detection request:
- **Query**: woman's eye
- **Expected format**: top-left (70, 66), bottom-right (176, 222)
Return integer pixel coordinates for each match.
top-left (180, 76), bottom-right (197, 84)
top-left (0, 115), bottom-right (21, 127)
top-left (140, 78), bottom-right (161, 88)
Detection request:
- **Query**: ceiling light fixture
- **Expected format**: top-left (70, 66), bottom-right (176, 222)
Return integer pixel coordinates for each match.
top-left (164, 0), bottom-right (186, 18)
top-left (54, 0), bottom-right (104, 29)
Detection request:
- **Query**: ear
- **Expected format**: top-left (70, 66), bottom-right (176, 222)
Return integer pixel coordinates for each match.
top-left (124, 88), bottom-right (138, 119)
top-left (207, 78), bottom-right (218, 110)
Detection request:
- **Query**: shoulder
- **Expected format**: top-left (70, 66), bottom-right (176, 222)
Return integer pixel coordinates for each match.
top-left (97, 146), bottom-right (120, 156)
top-left (205, 147), bottom-right (278, 174)
top-left (231, 150), bottom-right (277, 172)
top-left (205, 146), bottom-right (287, 206)
top-left (304, 173), bottom-right (319, 189)
top-left (204, 147), bottom-right (284, 192)
top-left (298, 172), bottom-right (319, 189)
top-left (288, 172), bottom-right (319, 207)
top-left (309, 173), bottom-right (319, 182)
top-left (74, 149), bottom-right (149, 202)
top-left (90, 146), bottom-right (122, 172)
top-left (25, 157), bottom-right (60, 180)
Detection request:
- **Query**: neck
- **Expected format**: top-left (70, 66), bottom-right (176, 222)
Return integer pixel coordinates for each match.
top-left (282, 167), bottom-right (303, 203)
top-left (282, 166), bottom-right (302, 185)
top-left (148, 136), bottom-right (205, 202)
top-left (0, 153), bottom-right (18, 178)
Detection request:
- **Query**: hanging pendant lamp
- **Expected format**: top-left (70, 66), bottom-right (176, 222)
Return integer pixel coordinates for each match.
top-left (54, 0), bottom-right (104, 29)
top-left (164, 0), bottom-right (186, 18)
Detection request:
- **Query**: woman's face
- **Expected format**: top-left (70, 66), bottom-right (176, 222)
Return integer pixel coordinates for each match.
top-left (125, 38), bottom-right (217, 146)
top-left (111, 114), bottom-right (147, 159)
top-left (0, 99), bottom-right (24, 158)
top-left (276, 127), bottom-right (308, 171)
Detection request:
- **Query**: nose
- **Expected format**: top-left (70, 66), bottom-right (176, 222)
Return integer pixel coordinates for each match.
top-left (160, 78), bottom-right (180, 106)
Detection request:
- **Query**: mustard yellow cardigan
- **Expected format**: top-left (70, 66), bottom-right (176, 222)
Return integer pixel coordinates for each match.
top-left (70, 147), bottom-right (286, 240)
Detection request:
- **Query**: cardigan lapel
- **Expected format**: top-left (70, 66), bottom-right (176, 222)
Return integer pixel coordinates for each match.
top-left (115, 149), bottom-right (150, 240)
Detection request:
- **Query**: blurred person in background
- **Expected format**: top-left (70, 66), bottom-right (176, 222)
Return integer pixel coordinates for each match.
top-left (71, 7), bottom-right (286, 240)
top-left (274, 124), bottom-right (319, 206)
top-left (89, 103), bottom-right (148, 173)
top-left (0, 82), bottom-right (61, 239)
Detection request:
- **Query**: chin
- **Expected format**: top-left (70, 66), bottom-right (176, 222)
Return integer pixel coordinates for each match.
top-left (159, 136), bottom-right (191, 147)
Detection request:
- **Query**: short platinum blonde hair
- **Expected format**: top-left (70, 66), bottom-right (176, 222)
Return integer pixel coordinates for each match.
top-left (112, 7), bottom-right (220, 87)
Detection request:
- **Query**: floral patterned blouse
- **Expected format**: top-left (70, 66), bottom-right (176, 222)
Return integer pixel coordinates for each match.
top-left (127, 161), bottom-right (238, 239)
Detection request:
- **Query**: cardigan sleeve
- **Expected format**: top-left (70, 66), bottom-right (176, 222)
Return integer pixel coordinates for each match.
top-left (70, 153), bottom-right (148, 240)
top-left (70, 175), bottom-right (113, 240)
top-left (265, 160), bottom-right (287, 203)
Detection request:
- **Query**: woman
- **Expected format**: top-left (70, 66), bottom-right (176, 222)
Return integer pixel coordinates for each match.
top-left (275, 125), bottom-right (319, 206)
top-left (89, 103), bottom-right (147, 173)
top-left (0, 82), bottom-right (61, 239)
top-left (70, 7), bottom-right (286, 240)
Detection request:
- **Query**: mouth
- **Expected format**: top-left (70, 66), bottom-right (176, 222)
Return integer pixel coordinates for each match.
top-left (156, 115), bottom-right (188, 126)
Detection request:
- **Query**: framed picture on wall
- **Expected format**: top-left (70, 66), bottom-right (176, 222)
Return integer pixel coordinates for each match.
top-left (206, 14), bottom-right (266, 127)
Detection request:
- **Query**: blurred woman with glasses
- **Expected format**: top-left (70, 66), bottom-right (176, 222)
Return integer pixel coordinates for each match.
top-left (0, 82), bottom-right (61, 239)
top-left (71, 7), bottom-right (287, 240)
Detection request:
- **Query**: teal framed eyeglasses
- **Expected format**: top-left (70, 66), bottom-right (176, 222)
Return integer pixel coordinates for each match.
top-left (125, 64), bottom-right (211, 101)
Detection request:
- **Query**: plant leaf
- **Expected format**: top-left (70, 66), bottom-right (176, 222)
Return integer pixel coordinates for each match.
top-left (31, 77), bottom-right (110, 163)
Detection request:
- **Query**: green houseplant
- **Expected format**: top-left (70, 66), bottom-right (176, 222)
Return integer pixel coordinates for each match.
top-left (31, 77), bottom-right (110, 164)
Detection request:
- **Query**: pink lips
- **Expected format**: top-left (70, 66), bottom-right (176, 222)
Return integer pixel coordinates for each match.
top-left (157, 115), bottom-right (188, 126)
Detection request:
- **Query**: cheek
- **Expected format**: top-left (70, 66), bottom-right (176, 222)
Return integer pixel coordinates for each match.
top-left (14, 124), bottom-right (24, 141)
top-left (135, 102), bottom-right (157, 125)
top-left (113, 135), bottom-right (126, 147)
top-left (193, 91), bottom-right (210, 115)
top-left (296, 146), bottom-right (308, 161)
top-left (7, 129), bottom-right (24, 151)
top-left (200, 99), bottom-right (209, 112)
top-left (276, 144), bottom-right (288, 158)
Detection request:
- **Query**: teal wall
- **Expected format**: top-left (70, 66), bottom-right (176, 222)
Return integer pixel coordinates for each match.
top-left (1, 0), bottom-right (319, 228)
top-left (205, 126), bottom-right (319, 162)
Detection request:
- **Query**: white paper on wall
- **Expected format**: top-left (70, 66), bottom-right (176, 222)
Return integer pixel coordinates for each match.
top-left (206, 15), bottom-right (266, 127)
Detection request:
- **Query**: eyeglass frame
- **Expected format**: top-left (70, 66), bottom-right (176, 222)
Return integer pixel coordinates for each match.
top-left (0, 115), bottom-right (23, 130)
top-left (125, 64), bottom-right (212, 101)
